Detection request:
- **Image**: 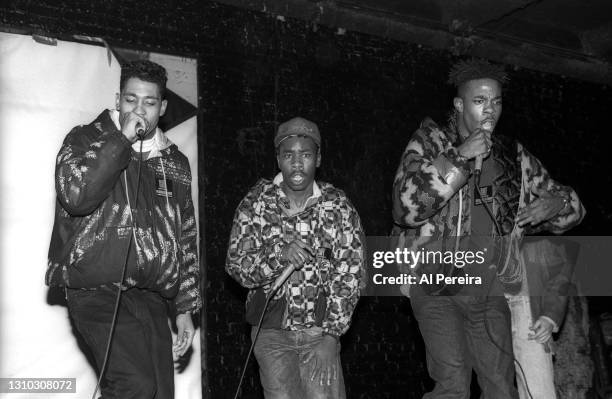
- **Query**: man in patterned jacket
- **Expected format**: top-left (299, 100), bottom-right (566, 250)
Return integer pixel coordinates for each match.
top-left (47, 60), bottom-right (201, 398)
top-left (226, 116), bottom-right (364, 399)
top-left (391, 59), bottom-right (584, 398)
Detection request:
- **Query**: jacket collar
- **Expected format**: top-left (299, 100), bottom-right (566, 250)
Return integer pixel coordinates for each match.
top-left (271, 172), bottom-right (321, 213)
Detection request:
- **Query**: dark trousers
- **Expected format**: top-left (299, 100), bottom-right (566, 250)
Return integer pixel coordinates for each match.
top-left (410, 295), bottom-right (518, 399)
top-left (67, 287), bottom-right (174, 399)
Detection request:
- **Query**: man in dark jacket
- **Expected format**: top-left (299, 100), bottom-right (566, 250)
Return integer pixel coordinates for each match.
top-left (507, 236), bottom-right (580, 399)
top-left (47, 60), bottom-right (201, 398)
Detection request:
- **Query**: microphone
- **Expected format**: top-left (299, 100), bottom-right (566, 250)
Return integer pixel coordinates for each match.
top-left (270, 264), bottom-right (295, 292)
top-left (474, 126), bottom-right (491, 183)
top-left (474, 155), bottom-right (483, 175)
top-left (474, 155), bottom-right (483, 185)
top-left (270, 245), bottom-right (330, 293)
top-left (135, 121), bottom-right (146, 140)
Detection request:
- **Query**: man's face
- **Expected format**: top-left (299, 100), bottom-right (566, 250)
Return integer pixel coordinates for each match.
top-left (116, 77), bottom-right (167, 139)
top-left (454, 78), bottom-right (502, 137)
top-left (276, 136), bottom-right (321, 194)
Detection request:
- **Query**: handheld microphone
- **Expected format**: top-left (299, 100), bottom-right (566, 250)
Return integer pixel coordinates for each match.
top-left (474, 155), bottom-right (483, 175)
top-left (270, 264), bottom-right (296, 292)
top-left (474, 124), bottom-right (493, 182)
top-left (474, 155), bottom-right (483, 185)
top-left (270, 245), bottom-right (330, 293)
top-left (135, 121), bottom-right (145, 140)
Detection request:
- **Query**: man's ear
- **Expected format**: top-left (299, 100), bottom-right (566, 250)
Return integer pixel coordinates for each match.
top-left (453, 97), bottom-right (463, 114)
top-left (160, 99), bottom-right (168, 117)
top-left (316, 149), bottom-right (321, 168)
top-left (115, 92), bottom-right (120, 110)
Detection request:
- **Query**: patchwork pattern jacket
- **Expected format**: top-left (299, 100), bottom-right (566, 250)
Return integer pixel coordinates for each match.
top-left (46, 110), bottom-right (201, 314)
top-left (226, 175), bottom-right (364, 337)
top-left (391, 117), bottom-right (585, 295)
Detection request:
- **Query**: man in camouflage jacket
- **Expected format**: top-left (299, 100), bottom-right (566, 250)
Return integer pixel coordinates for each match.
top-left (391, 60), bottom-right (584, 398)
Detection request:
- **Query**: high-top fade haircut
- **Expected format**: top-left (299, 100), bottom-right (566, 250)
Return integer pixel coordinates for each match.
top-left (448, 59), bottom-right (508, 95)
top-left (120, 60), bottom-right (168, 99)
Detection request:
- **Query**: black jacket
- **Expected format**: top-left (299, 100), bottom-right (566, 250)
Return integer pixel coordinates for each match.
top-left (46, 110), bottom-right (201, 314)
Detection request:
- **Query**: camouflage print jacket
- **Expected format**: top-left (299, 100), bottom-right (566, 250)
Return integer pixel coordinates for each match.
top-left (391, 117), bottom-right (585, 295)
top-left (226, 174), bottom-right (364, 337)
top-left (46, 110), bottom-right (201, 314)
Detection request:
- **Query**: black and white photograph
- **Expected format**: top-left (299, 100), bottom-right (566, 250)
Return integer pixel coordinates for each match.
top-left (0, 1), bottom-right (610, 398)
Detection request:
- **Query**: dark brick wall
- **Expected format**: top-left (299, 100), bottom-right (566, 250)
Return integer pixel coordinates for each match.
top-left (2, 1), bottom-right (610, 398)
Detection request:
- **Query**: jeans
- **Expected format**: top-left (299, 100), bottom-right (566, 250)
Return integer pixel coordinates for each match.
top-left (67, 287), bottom-right (174, 399)
top-left (507, 294), bottom-right (557, 399)
top-left (251, 327), bottom-right (345, 399)
top-left (410, 295), bottom-right (518, 399)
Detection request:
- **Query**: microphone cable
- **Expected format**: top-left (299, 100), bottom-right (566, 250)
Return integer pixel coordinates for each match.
top-left (474, 172), bottom-right (502, 237)
top-left (91, 139), bottom-right (144, 399)
top-left (232, 241), bottom-right (325, 399)
top-left (473, 179), bottom-right (534, 399)
top-left (232, 287), bottom-right (276, 399)
top-left (233, 244), bottom-right (326, 398)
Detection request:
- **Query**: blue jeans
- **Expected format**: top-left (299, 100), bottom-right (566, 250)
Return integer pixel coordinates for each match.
top-left (251, 327), bottom-right (345, 399)
top-left (410, 295), bottom-right (518, 399)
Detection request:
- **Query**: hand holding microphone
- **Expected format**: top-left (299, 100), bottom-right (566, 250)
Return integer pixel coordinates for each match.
top-left (271, 241), bottom-right (314, 292)
top-left (457, 128), bottom-right (492, 177)
top-left (120, 112), bottom-right (148, 142)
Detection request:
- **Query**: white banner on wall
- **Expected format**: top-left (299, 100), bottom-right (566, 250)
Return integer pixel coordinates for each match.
top-left (0, 32), bottom-right (201, 398)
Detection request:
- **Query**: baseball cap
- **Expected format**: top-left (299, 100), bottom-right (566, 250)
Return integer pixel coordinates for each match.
top-left (274, 117), bottom-right (321, 148)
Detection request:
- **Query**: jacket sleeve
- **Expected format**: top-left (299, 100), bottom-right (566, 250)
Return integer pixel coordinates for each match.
top-left (322, 198), bottom-right (364, 337)
top-left (55, 125), bottom-right (132, 216)
top-left (520, 145), bottom-right (585, 234)
top-left (525, 238), bottom-right (577, 330)
top-left (392, 121), bottom-right (471, 227)
top-left (174, 182), bottom-right (203, 314)
top-left (541, 239), bottom-right (579, 330)
top-left (225, 186), bottom-right (285, 288)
